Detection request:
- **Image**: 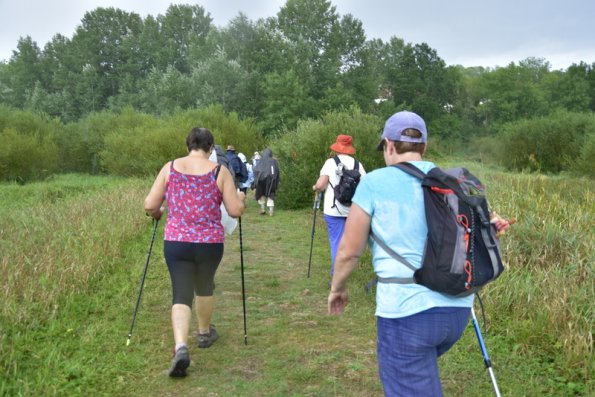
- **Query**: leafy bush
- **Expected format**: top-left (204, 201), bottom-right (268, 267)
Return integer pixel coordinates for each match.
top-left (271, 107), bottom-right (384, 209)
top-left (0, 106), bottom-right (62, 181)
top-left (497, 110), bottom-right (595, 175)
top-left (573, 131), bottom-right (595, 176)
top-left (74, 107), bottom-right (159, 174)
top-left (101, 105), bottom-right (264, 176)
top-left (0, 128), bottom-right (60, 181)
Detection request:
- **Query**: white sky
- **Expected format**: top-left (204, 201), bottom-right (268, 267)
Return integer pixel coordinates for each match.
top-left (1, 0), bottom-right (594, 70)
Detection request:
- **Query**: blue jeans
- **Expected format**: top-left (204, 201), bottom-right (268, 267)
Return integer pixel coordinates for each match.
top-left (377, 307), bottom-right (471, 397)
top-left (323, 214), bottom-right (346, 276)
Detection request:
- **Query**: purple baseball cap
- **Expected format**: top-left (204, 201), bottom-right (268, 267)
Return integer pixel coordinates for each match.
top-left (376, 111), bottom-right (427, 150)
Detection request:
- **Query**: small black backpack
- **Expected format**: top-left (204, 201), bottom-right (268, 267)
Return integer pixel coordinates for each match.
top-left (330, 155), bottom-right (361, 207)
top-left (371, 162), bottom-right (504, 296)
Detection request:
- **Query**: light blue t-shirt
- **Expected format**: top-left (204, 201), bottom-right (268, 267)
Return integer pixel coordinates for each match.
top-left (352, 161), bottom-right (474, 318)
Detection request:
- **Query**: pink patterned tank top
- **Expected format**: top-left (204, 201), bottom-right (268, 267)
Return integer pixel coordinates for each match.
top-left (164, 161), bottom-right (224, 243)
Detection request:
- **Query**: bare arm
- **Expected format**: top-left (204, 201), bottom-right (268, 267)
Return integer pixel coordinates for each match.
top-left (328, 204), bottom-right (371, 314)
top-left (313, 174), bottom-right (329, 192)
top-left (219, 166), bottom-right (246, 218)
top-left (144, 163), bottom-right (169, 220)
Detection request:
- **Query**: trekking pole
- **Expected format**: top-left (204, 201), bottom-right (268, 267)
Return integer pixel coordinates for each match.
top-left (239, 216), bottom-right (248, 345)
top-left (471, 307), bottom-right (502, 397)
top-left (307, 191), bottom-right (322, 278)
top-left (126, 218), bottom-right (159, 346)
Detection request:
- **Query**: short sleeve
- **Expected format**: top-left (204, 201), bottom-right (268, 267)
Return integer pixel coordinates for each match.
top-left (352, 174), bottom-right (373, 217)
top-left (320, 158), bottom-right (336, 177)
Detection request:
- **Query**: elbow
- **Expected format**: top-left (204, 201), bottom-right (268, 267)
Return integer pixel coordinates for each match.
top-left (144, 198), bottom-right (160, 216)
top-left (143, 199), bottom-right (153, 214)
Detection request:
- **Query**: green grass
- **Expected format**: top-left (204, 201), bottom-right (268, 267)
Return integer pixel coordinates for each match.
top-left (0, 169), bottom-right (593, 396)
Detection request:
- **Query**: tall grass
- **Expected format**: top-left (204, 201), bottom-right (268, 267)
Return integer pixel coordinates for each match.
top-left (484, 171), bottom-right (594, 385)
top-left (0, 174), bottom-right (148, 394)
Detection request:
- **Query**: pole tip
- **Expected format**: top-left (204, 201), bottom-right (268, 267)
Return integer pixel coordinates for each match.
top-left (126, 338), bottom-right (131, 346)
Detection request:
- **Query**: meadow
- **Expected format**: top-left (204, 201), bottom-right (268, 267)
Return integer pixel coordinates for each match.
top-left (0, 165), bottom-right (593, 396)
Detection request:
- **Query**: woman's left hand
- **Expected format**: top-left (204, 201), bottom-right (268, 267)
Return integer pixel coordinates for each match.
top-left (490, 212), bottom-right (515, 236)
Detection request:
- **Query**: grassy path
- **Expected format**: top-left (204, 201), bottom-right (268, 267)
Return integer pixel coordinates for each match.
top-left (118, 200), bottom-right (382, 396)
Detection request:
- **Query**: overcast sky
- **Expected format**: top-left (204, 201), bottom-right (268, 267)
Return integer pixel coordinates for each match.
top-left (1, 0), bottom-right (594, 70)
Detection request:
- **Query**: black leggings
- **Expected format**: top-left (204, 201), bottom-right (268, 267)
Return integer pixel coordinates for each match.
top-left (164, 241), bottom-right (224, 307)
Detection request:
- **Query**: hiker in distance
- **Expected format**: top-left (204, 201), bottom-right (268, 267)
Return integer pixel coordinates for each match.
top-left (327, 111), bottom-right (473, 396)
top-left (225, 145), bottom-right (247, 188)
top-left (252, 148), bottom-right (280, 216)
top-left (238, 152), bottom-right (254, 195)
top-left (144, 127), bottom-right (246, 377)
top-left (312, 134), bottom-right (366, 279)
top-left (251, 151), bottom-right (261, 168)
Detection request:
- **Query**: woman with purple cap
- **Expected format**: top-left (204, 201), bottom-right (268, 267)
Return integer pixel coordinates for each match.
top-left (313, 134), bottom-right (366, 279)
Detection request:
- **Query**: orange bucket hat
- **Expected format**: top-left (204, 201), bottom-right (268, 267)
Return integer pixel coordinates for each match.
top-left (329, 134), bottom-right (356, 155)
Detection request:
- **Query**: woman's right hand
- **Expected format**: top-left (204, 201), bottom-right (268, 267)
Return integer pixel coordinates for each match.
top-left (237, 190), bottom-right (246, 202)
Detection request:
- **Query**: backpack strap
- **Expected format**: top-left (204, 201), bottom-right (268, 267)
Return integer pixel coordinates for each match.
top-left (370, 230), bottom-right (416, 284)
top-left (334, 155), bottom-right (359, 171)
top-left (329, 156), bottom-right (341, 210)
top-left (370, 163), bottom-right (423, 285)
top-left (392, 162), bottom-right (425, 179)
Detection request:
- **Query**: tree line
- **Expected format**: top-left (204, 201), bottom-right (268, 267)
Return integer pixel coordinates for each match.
top-left (1, 1), bottom-right (594, 134)
top-left (0, 0), bottom-right (593, 190)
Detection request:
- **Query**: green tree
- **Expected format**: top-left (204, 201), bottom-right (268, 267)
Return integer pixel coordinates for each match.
top-left (135, 66), bottom-right (195, 115)
top-left (62, 7), bottom-right (145, 117)
top-left (389, 42), bottom-right (458, 124)
top-left (208, 14), bottom-right (291, 117)
top-left (211, 13), bottom-right (290, 74)
top-left (260, 70), bottom-right (315, 136)
top-left (190, 48), bottom-right (251, 114)
top-left (158, 4), bottom-right (213, 74)
top-left (543, 69), bottom-right (590, 112)
top-left (3, 37), bottom-right (42, 108)
top-left (275, 0), bottom-right (373, 109)
top-left (473, 58), bottom-right (550, 128)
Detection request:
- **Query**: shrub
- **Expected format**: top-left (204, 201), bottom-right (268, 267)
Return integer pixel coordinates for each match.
top-left (0, 128), bottom-right (60, 181)
top-left (0, 107), bottom-right (62, 181)
top-left (573, 132), bottom-right (595, 176)
top-left (100, 105), bottom-right (264, 177)
top-left (271, 107), bottom-right (384, 209)
top-left (497, 110), bottom-right (595, 175)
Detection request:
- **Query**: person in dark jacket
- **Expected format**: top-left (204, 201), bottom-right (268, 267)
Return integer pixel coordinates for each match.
top-left (213, 145), bottom-right (235, 181)
top-left (225, 145), bottom-right (244, 187)
top-left (252, 148), bottom-right (280, 216)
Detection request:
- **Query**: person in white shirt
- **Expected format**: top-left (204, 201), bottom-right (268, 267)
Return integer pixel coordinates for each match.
top-left (312, 134), bottom-right (366, 278)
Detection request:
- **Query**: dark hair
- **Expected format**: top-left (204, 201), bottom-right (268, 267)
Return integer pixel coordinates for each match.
top-left (186, 127), bottom-right (214, 152)
top-left (393, 128), bottom-right (425, 155)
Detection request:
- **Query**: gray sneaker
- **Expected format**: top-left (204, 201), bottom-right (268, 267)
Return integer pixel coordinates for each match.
top-left (198, 326), bottom-right (219, 348)
top-left (168, 346), bottom-right (190, 377)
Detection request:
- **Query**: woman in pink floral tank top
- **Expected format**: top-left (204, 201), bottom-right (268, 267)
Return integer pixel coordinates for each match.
top-left (144, 127), bottom-right (245, 377)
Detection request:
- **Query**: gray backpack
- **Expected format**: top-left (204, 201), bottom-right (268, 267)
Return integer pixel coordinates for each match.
top-left (372, 162), bottom-right (504, 296)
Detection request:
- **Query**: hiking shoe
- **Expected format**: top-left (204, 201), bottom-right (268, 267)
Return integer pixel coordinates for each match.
top-left (198, 326), bottom-right (219, 348)
top-left (259, 208), bottom-right (266, 215)
top-left (168, 346), bottom-right (190, 377)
